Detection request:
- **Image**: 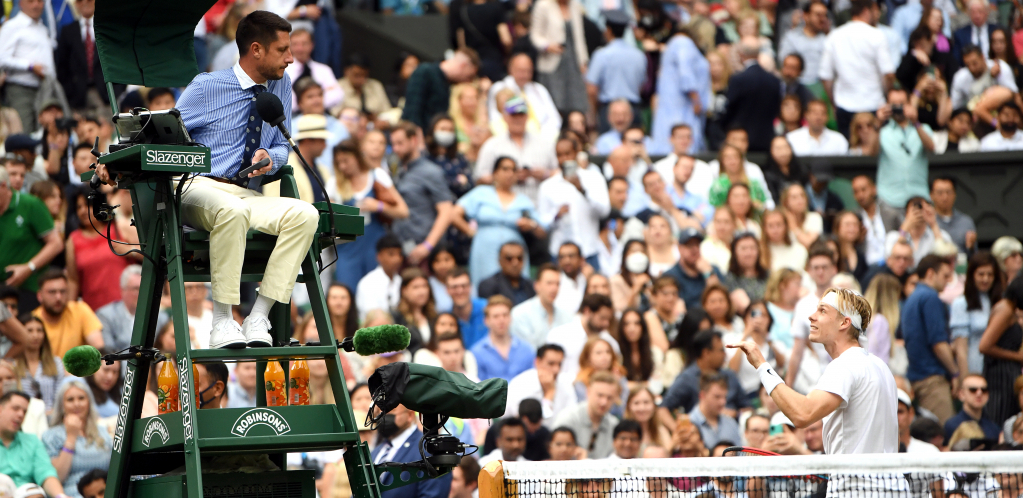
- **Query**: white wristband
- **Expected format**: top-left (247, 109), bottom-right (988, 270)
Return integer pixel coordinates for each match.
top-left (757, 363), bottom-right (785, 396)
top-left (27, 261), bottom-right (36, 272)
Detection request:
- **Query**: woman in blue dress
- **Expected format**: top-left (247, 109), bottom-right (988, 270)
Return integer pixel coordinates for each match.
top-left (450, 156), bottom-right (548, 288)
top-left (951, 251), bottom-right (1003, 375)
top-left (332, 138), bottom-right (410, 290)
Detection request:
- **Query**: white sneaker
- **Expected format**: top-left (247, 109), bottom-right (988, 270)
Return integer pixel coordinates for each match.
top-left (210, 320), bottom-right (246, 349)
top-left (242, 316), bottom-right (273, 347)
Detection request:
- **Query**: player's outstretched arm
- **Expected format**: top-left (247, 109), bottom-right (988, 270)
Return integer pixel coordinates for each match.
top-left (727, 340), bottom-right (842, 428)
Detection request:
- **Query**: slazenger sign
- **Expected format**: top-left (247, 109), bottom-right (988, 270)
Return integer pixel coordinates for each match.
top-left (146, 149), bottom-right (206, 167)
top-left (111, 366), bottom-right (135, 453)
top-left (179, 358), bottom-right (193, 442)
top-left (231, 408), bottom-right (291, 437)
top-left (142, 417), bottom-right (170, 447)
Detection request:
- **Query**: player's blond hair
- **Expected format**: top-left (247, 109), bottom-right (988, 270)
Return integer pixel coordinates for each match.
top-left (822, 287), bottom-right (873, 340)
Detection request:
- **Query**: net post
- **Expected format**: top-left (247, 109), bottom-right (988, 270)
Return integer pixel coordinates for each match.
top-left (479, 460), bottom-right (507, 498)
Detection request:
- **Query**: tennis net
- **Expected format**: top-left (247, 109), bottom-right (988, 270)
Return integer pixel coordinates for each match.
top-left (482, 451), bottom-right (1023, 498)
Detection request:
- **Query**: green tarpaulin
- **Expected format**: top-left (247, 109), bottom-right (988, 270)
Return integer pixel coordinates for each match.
top-left (95, 0), bottom-right (216, 87)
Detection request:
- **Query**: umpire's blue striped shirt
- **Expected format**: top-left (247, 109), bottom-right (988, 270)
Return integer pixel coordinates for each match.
top-left (176, 63), bottom-right (293, 179)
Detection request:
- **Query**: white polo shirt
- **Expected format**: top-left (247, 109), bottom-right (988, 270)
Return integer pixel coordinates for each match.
top-left (818, 20), bottom-right (895, 112)
top-left (786, 127), bottom-right (850, 156)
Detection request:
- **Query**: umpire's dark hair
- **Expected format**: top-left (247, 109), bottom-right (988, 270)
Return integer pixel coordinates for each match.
top-left (537, 343), bottom-right (565, 359)
top-left (691, 329), bottom-right (723, 361)
top-left (916, 254), bottom-right (951, 279)
top-left (236, 10), bottom-right (292, 56)
top-left (77, 469), bottom-right (108, 497)
top-left (347, 52), bottom-right (371, 70)
top-left (376, 233), bottom-right (403, 253)
top-left (147, 87), bottom-right (175, 106)
top-left (613, 419), bottom-right (642, 439)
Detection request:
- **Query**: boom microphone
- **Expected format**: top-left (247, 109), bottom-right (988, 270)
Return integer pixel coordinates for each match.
top-left (340, 325), bottom-right (412, 356)
top-left (255, 92), bottom-right (290, 144)
top-left (63, 345), bottom-right (102, 377)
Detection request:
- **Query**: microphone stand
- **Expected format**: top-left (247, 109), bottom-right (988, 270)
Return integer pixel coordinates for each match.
top-left (272, 125), bottom-right (340, 273)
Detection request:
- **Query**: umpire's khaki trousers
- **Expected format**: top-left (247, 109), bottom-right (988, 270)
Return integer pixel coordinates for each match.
top-left (178, 176), bottom-right (319, 304)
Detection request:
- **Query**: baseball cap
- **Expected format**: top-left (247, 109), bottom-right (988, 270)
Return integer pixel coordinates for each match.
top-left (602, 9), bottom-right (632, 27)
top-left (678, 227), bottom-right (704, 245)
top-left (504, 96), bottom-right (528, 115)
top-left (4, 134), bottom-right (40, 152)
top-left (770, 411), bottom-right (794, 429)
top-left (896, 388), bottom-right (912, 408)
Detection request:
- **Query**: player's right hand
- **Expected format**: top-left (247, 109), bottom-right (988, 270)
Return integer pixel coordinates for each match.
top-left (726, 340), bottom-right (767, 369)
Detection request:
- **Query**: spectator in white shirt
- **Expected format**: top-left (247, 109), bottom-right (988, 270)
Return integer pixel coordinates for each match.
top-left (950, 46), bottom-right (1019, 110)
top-left (487, 53), bottom-right (562, 137)
top-left (0, 0), bottom-right (55, 131)
top-left (898, 389), bottom-right (940, 453)
top-left (356, 233), bottom-right (404, 322)
top-left (478, 418), bottom-right (530, 465)
top-left (505, 344), bottom-right (577, 424)
top-left (653, 124), bottom-right (715, 193)
top-left (284, 29), bottom-right (343, 111)
top-left (979, 102), bottom-right (1023, 151)
top-left (554, 242), bottom-right (591, 312)
top-left (511, 264), bottom-right (575, 349)
top-left (852, 176), bottom-right (902, 266)
top-left (547, 293), bottom-right (618, 380)
top-left (475, 93), bottom-right (558, 203)
top-left (787, 100), bottom-right (850, 156)
top-left (538, 135), bottom-right (611, 264)
top-left (818, 0), bottom-right (896, 137)
top-left (607, 420), bottom-right (642, 459)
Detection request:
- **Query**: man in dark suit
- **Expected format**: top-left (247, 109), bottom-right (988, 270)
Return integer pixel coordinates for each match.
top-left (951, 0), bottom-right (1000, 66)
top-left (722, 39), bottom-right (782, 152)
top-left (54, 0), bottom-right (117, 117)
top-left (370, 404), bottom-right (452, 498)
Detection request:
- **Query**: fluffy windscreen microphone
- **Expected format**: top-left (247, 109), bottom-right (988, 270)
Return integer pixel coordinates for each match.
top-left (350, 325), bottom-right (412, 356)
top-left (255, 92), bottom-right (286, 128)
top-left (63, 345), bottom-right (102, 377)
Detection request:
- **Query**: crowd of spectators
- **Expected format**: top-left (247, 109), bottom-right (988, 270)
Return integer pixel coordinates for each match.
top-left (2, 0), bottom-right (1023, 497)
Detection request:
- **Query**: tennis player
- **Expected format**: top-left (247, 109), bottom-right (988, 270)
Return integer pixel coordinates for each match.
top-left (728, 287), bottom-right (898, 454)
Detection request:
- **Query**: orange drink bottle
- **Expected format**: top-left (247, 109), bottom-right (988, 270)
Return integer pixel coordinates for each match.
top-left (157, 359), bottom-right (179, 414)
top-left (265, 361), bottom-right (287, 406)
top-left (289, 360), bottom-right (310, 406)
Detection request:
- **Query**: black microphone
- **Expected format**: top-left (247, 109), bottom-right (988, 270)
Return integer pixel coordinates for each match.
top-left (255, 92), bottom-right (292, 145)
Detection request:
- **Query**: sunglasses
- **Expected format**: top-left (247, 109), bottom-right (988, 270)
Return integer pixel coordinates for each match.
top-left (966, 386), bottom-right (989, 394)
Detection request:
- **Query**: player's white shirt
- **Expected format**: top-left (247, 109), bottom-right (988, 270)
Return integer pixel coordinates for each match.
top-left (814, 347), bottom-right (899, 455)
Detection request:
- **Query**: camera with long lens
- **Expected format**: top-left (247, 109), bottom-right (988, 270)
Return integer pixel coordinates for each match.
top-left (367, 363), bottom-right (508, 476)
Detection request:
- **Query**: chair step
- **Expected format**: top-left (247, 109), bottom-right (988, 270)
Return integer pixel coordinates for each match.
top-left (130, 405), bottom-right (359, 454)
top-left (189, 346), bottom-right (339, 363)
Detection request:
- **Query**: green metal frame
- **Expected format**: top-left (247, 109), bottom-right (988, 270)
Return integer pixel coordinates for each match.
top-left (98, 154), bottom-right (416, 498)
